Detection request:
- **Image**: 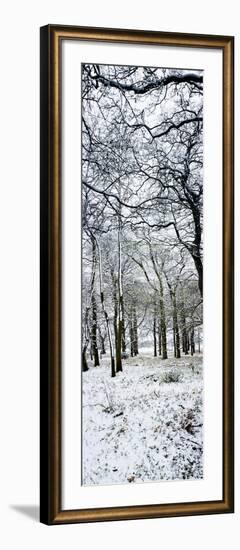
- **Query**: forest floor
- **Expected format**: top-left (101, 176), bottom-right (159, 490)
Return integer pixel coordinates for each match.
top-left (82, 353), bottom-right (203, 485)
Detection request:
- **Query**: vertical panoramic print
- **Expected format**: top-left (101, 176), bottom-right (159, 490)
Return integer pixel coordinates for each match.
top-left (81, 63), bottom-right (203, 486)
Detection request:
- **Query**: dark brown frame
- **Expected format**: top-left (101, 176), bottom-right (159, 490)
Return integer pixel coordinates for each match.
top-left (40, 24), bottom-right (234, 525)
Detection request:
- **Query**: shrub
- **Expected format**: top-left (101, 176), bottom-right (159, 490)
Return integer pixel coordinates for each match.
top-left (161, 369), bottom-right (182, 384)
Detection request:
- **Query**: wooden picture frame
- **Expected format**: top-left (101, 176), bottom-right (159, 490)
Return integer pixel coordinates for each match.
top-left (40, 24), bottom-right (234, 524)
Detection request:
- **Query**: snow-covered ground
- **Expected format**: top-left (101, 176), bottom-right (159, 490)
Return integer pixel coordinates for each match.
top-left (82, 354), bottom-right (203, 486)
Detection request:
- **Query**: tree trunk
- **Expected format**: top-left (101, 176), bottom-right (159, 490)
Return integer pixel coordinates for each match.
top-left (180, 293), bottom-right (188, 355)
top-left (192, 203), bottom-right (203, 297)
top-left (89, 345), bottom-right (93, 361)
top-left (190, 327), bottom-right (195, 356)
top-left (159, 278), bottom-right (167, 359)
top-left (129, 312), bottom-right (134, 358)
top-left (116, 319), bottom-right (123, 372)
top-left (148, 244), bottom-right (167, 359)
top-left (91, 291), bottom-right (100, 366)
top-left (121, 294), bottom-right (126, 353)
top-left (153, 320), bottom-right (157, 357)
top-left (82, 345), bottom-right (89, 372)
top-left (186, 332), bottom-right (190, 354)
top-left (90, 237), bottom-right (100, 367)
top-left (173, 327), bottom-right (176, 357)
top-left (133, 301), bottom-right (138, 356)
top-left (158, 318), bottom-right (162, 356)
top-left (173, 292), bottom-right (181, 358)
top-left (116, 213), bottom-right (123, 372)
top-left (153, 297), bottom-right (157, 357)
top-left (193, 254), bottom-right (203, 298)
top-left (82, 300), bottom-right (92, 372)
top-left (96, 238), bottom-right (115, 377)
top-left (165, 274), bottom-right (180, 360)
top-left (174, 156), bottom-right (203, 298)
top-left (111, 270), bottom-right (118, 368)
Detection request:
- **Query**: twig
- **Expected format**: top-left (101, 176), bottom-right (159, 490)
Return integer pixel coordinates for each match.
top-left (180, 435), bottom-right (202, 447)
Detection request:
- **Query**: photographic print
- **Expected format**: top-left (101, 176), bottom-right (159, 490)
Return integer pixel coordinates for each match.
top-left (40, 25), bottom-right (233, 524)
top-left (81, 63), bottom-right (204, 486)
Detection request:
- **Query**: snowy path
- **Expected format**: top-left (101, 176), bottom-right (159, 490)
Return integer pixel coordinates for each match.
top-left (82, 355), bottom-right (203, 485)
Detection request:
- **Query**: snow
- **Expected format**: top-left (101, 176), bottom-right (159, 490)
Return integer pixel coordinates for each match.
top-left (82, 354), bottom-right (203, 486)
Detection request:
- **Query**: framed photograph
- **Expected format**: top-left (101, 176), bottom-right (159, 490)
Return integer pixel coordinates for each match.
top-left (40, 25), bottom-right (234, 524)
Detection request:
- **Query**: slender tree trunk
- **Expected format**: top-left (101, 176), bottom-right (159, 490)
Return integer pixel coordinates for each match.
top-left (175, 326), bottom-right (181, 358)
top-left (129, 301), bottom-right (138, 357)
top-left (158, 318), bottom-right (162, 356)
top-left (116, 322), bottom-right (122, 371)
top-left (82, 294), bottom-right (94, 372)
top-left (165, 274), bottom-right (180, 360)
top-left (90, 237), bottom-right (100, 367)
top-left (89, 345), bottom-right (93, 361)
top-left (121, 294), bottom-right (126, 353)
top-left (153, 296), bottom-right (157, 357)
top-left (173, 292), bottom-right (181, 358)
top-left (148, 244), bottom-right (167, 359)
top-left (173, 327), bottom-right (176, 357)
top-left (91, 291), bottom-right (100, 366)
top-left (96, 238), bottom-right (115, 377)
top-left (129, 310), bottom-right (134, 358)
top-left (82, 236), bottom-right (97, 372)
top-left (180, 293), bottom-right (188, 355)
top-left (111, 270), bottom-right (118, 368)
top-left (187, 333), bottom-right (190, 353)
top-left (133, 301), bottom-right (138, 356)
top-left (190, 327), bottom-right (195, 356)
top-left (159, 278), bottom-right (167, 359)
top-left (153, 321), bottom-right (157, 357)
top-left (116, 213), bottom-right (123, 372)
top-left (82, 345), bottom-right (89, 372)
top-left (198, 328), bottom-right (201, 353)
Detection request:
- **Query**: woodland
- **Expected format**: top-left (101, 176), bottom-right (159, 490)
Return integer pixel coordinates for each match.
top-left (81, 63), bottom-right (203, 484)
